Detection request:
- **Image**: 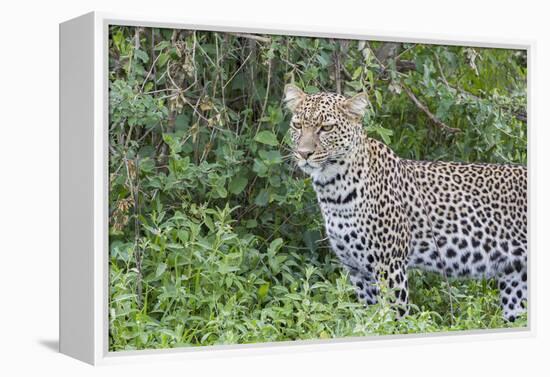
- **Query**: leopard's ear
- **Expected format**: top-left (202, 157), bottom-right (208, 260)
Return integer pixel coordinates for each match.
top-left (341, 92), bottom-right (369, 119)
top-left (283, 84), bottom-right (306, 112)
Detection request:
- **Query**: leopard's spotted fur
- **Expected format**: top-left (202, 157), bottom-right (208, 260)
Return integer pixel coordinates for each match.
top-left (283, 85), bottom-right (527, 321)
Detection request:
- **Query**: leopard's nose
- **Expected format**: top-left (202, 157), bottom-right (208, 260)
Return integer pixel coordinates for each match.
top-left (297, 149), bottom-right (314, 160)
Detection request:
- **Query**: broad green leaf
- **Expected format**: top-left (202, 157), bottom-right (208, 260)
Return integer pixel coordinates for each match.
top-left (352, 66), bottom-right (362, 80)
top-left (268, 238), bottom-right (284, 254)
top-left (252, 159), bottom-right (268, 176)
top-left (175, 113), bottom-right (190, 131)
top-left (228, 176), bottom-right (248, 195)
top-left (155, 262), bottom-right (167, 278)
top-left (218, 263), bottom-right (240, 274)
top-left (157, 52), bottom-right (170, 67)
top-left (215, 185), bottom-right (228, 198)
top-left (258, 149), bottom-right (282, 164)
top-left (258, 283), bottom-right (270, 300)
top-left (134, 49), bottom-right (149, 63)
top-left (254, 189), bottom-right (270, 206)
top-left (254, 131), bottom-right (278, 146)
top-left (305, 85), bottom-right (319, 94)
top-left (245, 219), bottom-right (258, 228)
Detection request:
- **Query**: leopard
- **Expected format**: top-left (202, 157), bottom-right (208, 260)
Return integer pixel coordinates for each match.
top-left (283, 84), bottom-right (528, 321)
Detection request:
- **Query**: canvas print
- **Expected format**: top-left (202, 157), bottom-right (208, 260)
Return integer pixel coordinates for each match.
top-left (108, 25), bottom-right (527, 351)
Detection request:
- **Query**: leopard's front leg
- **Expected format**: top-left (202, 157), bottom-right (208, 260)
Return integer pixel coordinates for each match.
top-left (346, 266), bottom-right (380, 306)
top-left (366, 211), bottom-right (411, 319)
top-left (345, 260), bottom-right (409, 318)
top-left (376, 260), bottom-right (410, 318)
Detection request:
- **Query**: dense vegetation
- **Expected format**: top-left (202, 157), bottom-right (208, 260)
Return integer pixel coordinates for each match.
top-left (108, 26), bottom-right (527, 351)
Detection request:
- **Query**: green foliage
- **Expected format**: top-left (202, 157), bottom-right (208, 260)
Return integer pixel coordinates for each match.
top-left (108, 26), bottom-right (527, 351)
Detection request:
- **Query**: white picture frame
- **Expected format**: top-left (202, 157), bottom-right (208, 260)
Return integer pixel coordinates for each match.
top-left (59, 11), bottom-right (534, 365)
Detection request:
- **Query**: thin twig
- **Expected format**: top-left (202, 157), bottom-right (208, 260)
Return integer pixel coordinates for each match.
top-left (332, 39), bottom-right (343, 94)
top-left (400, 84), bottom-right (461, 133)
top-left (434, 52), bottom-right (451, 90)
top-left (255, 55), bottom-right (273, 135)
top-left (139, 52), bottom-right (163, 94)
top-left (223, 50), bottom-right (253, 90)
top-left (229, 32), bottom-right (271, 43)
top-left (395, 43), bottom-right (417, 61)
top-left (134, 27), bottom-right (141, 50)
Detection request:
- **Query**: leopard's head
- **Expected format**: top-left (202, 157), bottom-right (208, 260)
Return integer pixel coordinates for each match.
top-left (283, 84), bottom-right (368, 175)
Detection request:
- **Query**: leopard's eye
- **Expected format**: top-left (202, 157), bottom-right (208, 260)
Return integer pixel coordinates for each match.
top-left (321, 121), bottom-right (336, 132)
top-left (291, 120), bottom-right (302, 129)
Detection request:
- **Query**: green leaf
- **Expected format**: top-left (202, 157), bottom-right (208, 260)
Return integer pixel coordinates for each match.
top-left (112, 30), bottom-right (124, 51)
top-left (218, 263), bottom-right (240, 274)
top-left (268, 175), bottom-right (281, 187)
top-left (258, 283), bottom-right (270, 300)
top-left (175, 113), bottom-right (190, 131)
top-left (153, 40), bottom-right (172, 51)
top-left (215, 185), bottom-right (228, 198)
top-left (304, 85), bottom-right (319, 94)
top-left (347, 81), bottom-right (363, 91)
top-left (352, 66), bottom-right (362, 80)
top-left (139, 158), bottom-right (155, 173)
top-left (228, 176), bottom-right (248, 195)
top-left (254, 131), bottom-right (279, 146)
top-left (112, 293), bottom-right (137, 303)
top-left (254, 189), bottom-right (270, 206)
top-left (245, 219), bottom-right (258, 228)
top-left (166, 242), bottom-right (184, 250)
top-left (316, 53), bottom-right (329, 67)
top-left (366, 124), bottom-right (393, 145)
top-left (155, 262), bottom-right (167, 278)
top-left (252, 159), bottom-right (268, 176)
top-left (157, 52), bottom-right (170, 67)
top-left (375, 90), bottom-right (383, 108)
top-left (258, 149), bottom-right (282, 164)
top-left (162, 133), bottom-right (182, 154)
top-left (134, 49), bottom-right (149, 63)
top-left (303, 230), bottom-right (321, 252)
top-left (268, 238), bottom-right (284, 254)
top-left (203, 215), bottom-right (215, 232)
top-left (285, 293), bottom-right (303, 300)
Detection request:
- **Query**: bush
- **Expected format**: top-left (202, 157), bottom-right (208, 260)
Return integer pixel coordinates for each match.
top-left (108, 26), bottom-right (527, 351)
